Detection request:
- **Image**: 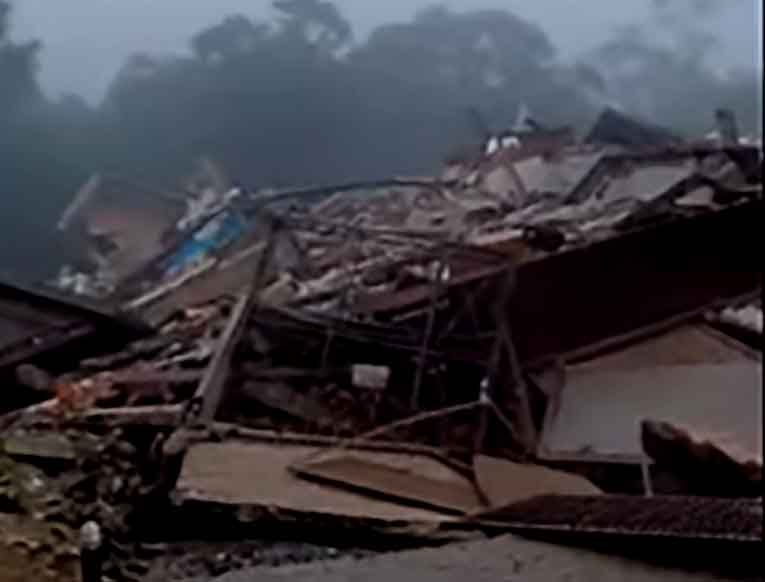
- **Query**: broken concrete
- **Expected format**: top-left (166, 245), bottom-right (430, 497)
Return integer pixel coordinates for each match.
top-left (0, 109), bottom-right (761, 582)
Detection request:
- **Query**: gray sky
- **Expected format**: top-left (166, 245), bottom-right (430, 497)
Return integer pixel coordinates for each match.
top-left (9, 0), bottom-right (761, 103)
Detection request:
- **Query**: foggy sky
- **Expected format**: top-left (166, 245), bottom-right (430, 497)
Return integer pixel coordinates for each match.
top-left (9, 0), bottom-right (762, 103)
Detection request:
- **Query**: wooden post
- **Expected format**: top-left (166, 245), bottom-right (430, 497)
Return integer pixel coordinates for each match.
top-left (641, 459), bottom-right (654, 497)
top-left (411, 247), bottom-right (451, 410)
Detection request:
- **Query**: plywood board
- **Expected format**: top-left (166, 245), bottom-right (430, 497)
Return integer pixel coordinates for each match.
top-left (474, 455), bottom-right (600, 508)
top-left (296, 454), bottom-right (483, 514)
top-left (176, 441), bottom-right (458, 523)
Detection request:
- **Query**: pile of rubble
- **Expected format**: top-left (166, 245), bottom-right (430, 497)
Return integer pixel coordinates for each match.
top-left (0, 108), bottom-right (762, 581)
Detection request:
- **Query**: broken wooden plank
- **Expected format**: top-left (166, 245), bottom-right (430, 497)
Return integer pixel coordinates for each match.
top-left (292, 453), bottom-right (485, 515)
top-left (2, 433), bottom-right (77, 461)
top-left (474, 455), bottom-right (600, 508)
top-left (193, 216), bottom-right (281, 423)
top-left (192, 292), bottom-right (251, 422)
top-left (108, 369), bottom-right (203, 385)
top-left (175, 441), bottom-right (458, 523)
top-left (205, 424), bottom-right (474, 477)
top-left (78, 404), bottom-right (184, 427)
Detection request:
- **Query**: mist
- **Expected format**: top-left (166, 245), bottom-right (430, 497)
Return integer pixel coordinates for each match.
top-left (0, 0), bottom-right (761, 280)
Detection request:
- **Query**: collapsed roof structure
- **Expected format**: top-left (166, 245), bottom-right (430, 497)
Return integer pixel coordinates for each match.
top-left (0, 109), bottom-right (761, 582)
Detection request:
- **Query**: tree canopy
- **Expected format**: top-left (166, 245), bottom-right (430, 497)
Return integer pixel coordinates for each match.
top-left (0, 0), bottom-right (760, 281)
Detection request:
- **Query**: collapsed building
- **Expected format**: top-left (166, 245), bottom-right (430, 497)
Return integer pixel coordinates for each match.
top-left (0, 109), bottom-right (762, 582)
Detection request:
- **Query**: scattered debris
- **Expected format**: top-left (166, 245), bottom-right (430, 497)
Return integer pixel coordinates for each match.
top-left (0, 108), bottom-right (761, 581)
top-left (640, 419), bottom-right (762, 497)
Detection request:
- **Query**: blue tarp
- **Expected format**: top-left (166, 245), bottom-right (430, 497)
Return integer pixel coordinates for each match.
top-left (162, 210), bottom-right (244, 277)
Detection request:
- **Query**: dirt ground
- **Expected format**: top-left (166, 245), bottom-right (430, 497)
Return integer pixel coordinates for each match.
top-left (196, 534), bottom-right (753, 582)
top-left (0, 509), bottom-right (79, 582)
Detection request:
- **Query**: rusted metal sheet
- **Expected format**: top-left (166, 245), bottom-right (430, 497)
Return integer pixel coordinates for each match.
top-left (511, 199), bottom-right (762, 366)
top-left (473, 494), bottom-right (763, 542)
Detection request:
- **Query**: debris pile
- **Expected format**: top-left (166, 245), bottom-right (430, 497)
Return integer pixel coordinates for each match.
top-left (2, 298), bottom-right (232, 431)
top-left (1, 425), bottom-right (166, 581)
top-left (0, 108), bottom-right (762, 581)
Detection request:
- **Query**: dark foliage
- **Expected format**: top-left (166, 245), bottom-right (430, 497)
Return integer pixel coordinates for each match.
top-left (0, 1), bottom-right (759, 280)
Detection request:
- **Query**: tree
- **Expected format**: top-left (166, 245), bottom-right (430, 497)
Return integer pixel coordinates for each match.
top-left (589, 26), bottom-right (761, 135)
top-left (2, 0), bottom-right (759, 286)
top-left (191, 15), bottom-right (270, 63)
top-left (0, 1), bottom-right (91, 281)
top-left (0, 1), bottom-right (42, 116)
top-left (273, 0), bottom-right (352, 54)
top-left (351, 5), bottom-right (593, 130)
